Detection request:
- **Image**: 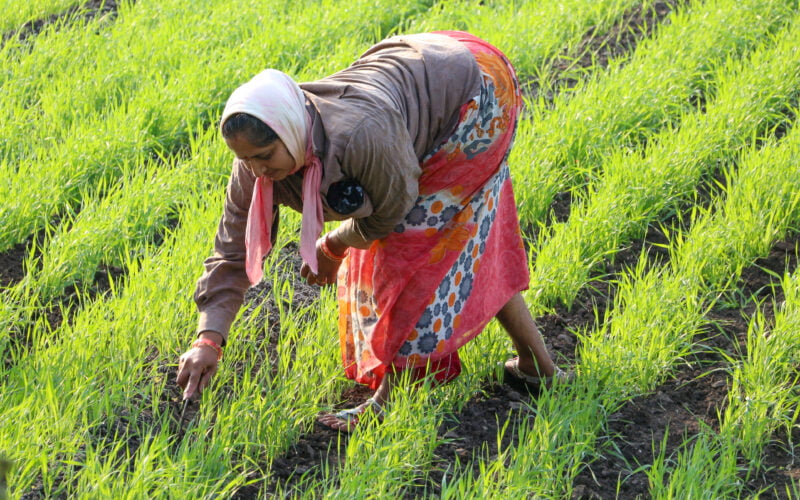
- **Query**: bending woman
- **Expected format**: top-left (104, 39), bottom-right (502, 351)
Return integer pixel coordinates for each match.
top-left (177, 31), bottom-right (568, 432)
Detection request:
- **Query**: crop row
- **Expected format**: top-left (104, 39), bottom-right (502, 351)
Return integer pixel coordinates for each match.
top-left (645, 121), bottom-right (800, 497)
top-left (474, 13), bottom-right (800, 497)
top-left (0, 0), bottom-right (656, 343)
top-left (1, 0), bottom-right (666, 497)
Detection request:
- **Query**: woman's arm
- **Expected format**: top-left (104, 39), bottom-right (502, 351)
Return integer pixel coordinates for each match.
top-left (178, 160), bottom-right (255, 400)
top-left (193, 160), bottom-right (257, 343)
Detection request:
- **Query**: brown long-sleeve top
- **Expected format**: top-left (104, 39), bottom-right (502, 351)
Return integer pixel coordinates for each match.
top-left (194, 33), bottom-right (482, 342)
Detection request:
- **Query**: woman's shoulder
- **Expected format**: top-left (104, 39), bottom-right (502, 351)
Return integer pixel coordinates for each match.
top-left (302, 33), bottom-right (479, 99)
top-left (358, 32), bottom-right (473, 63)
top-left (302, 84), bottom-right (402, 139)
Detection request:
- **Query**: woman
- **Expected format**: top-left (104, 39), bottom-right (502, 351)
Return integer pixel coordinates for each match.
top-left (177, 31), bottom-right (568, 432)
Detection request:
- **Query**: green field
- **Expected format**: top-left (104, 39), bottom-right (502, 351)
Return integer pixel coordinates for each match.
top-left (2, 0), bottom-right (800, 497)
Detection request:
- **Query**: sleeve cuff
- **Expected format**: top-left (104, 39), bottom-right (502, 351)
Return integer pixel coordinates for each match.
top-left (334, 221), bottom-right (367, 248)
top-left (197, 309), bottom-right (235, 346)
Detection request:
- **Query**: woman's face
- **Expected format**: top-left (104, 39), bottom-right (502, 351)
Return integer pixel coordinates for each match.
top-left (225, 134), bottom-right (297, 181)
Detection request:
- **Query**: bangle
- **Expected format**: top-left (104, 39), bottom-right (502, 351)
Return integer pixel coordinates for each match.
top-left (193, 338), bottom-right (223, 361)
top-left (319, 234), bottom-right (347, 261)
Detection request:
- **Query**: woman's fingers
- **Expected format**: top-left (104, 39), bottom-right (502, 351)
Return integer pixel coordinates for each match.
top-left (302, 259), bottom-right (339, 286)
top-left (301, 262), bottom-right (324, 285)
top-left (176, 348), bottom-right (218, 400)
top-left (183, 371), bottom-right (200, 400)
top-left (198, 364), bottom-right (217, 394)
top-left (176, 356), bottom-right (189, 388)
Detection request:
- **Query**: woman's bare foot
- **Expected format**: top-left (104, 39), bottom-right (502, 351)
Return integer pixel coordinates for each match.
top-left (317, 398), bottom-right (383, 433)
top-left (317, 372), bottom-right (394, 432)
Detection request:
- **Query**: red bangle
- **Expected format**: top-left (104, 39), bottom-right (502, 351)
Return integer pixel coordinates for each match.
top-left (319, 234), bottom-right (347, 261)
top-left (193, 338), bottom-right (223, 361)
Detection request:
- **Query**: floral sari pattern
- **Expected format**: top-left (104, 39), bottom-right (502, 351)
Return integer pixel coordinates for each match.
top-left (337, 31), bottom-right (530, 389)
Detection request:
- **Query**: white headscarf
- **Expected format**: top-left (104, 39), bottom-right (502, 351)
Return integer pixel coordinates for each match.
top-left (221, 69), bottom-right (307, 170)
top-left (220, 69), bottom-right (323, 284)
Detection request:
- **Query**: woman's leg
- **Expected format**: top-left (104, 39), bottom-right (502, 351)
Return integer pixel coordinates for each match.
top-left (495, 292), bottom-right (556, 377)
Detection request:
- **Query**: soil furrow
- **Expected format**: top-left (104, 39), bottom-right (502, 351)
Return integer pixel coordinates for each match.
top-left (573, 232), bottom-right (800, 498)
top-left (2, 0), bottom-right (123, 46)
top-left (528, 0), bottom-right (684, 104)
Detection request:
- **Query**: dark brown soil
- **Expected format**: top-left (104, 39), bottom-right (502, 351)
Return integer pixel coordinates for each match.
top-left (10, 0), bottom-right (799, 497)
top-left (529, 0), bottom-right (682, 102)
top-left (2, 0), bottom-right (122, 45)
top-left (0, 240), bottom-right (29, 289)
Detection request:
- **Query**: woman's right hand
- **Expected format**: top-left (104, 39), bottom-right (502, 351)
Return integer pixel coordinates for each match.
top-left (176, 331), bottom-right (222, 400)
top-left (301, 231), bottom-right (351, 286)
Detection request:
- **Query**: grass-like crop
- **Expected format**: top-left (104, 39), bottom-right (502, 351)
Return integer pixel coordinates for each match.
top-left (0, 0), bottom-right (85, 34)
top-left (4, 0), bottom-right (800, 497)
top-left (644, 122), bottom-right (800, 497)
top-left (509, 0), bottom-right (795, 226)
top-left (0, 0), bottom-right (431, 251)
top-left (529, 7), bottom-right (800, 310)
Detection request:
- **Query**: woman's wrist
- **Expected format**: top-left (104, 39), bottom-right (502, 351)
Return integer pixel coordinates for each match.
top-left (193, 338), bottom-right (223, 360)
top-left (198, 330), bottom-right (224, 346)
top-left (320, 232), bottom-right (348, 261)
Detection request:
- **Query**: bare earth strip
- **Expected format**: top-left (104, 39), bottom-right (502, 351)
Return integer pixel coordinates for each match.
top-left (2, 0), bottom-right (123, 45)
top-left (573, 233), bottom-right (800, 498)
top-left (535, 0), bottom-right (682, 102)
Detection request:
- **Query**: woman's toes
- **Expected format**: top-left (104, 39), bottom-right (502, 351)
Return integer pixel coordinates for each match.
top-left (318, 412), bottom-right (355, 432)
top-left (318, 413), bottom-right (340, 429)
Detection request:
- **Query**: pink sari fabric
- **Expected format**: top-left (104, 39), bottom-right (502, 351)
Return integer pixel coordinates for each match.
top-left (337, 31), bottom-right (529, 389)
top-left (220, 69), bottom-right (323, 285)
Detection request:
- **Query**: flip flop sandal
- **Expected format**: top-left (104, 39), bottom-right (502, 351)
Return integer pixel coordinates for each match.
top-left (502, 357), bottom-right (572, 391)
top-left (318, 397), bottom-right (385, 433)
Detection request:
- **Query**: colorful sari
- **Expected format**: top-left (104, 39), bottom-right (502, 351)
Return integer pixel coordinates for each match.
top-left (337, 31), bottom-right (529, 389)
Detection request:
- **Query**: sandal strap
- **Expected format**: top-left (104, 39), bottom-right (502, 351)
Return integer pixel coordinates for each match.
top-left (332, 398), bottom-right (385, 423)
top-left (504, 357), bottom-right (573, 389)
top-left (333, 406), bottom-right (363, 424)
top-left (365, 397), bottom-right (385, 419)
top-left (505, 357), bottom-right (544, 384)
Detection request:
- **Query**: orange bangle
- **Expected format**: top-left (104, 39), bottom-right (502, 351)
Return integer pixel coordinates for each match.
top-left (319, 234), bottom-right (347, 261)
top-left (193, 338), bottom-right (223, 361)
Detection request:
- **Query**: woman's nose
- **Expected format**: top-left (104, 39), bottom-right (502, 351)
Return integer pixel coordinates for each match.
top-left (246, 159), bottom-right (266, 177)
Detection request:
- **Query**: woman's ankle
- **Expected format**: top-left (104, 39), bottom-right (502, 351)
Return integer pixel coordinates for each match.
top-left (516, 356), bottom-right (554, 378)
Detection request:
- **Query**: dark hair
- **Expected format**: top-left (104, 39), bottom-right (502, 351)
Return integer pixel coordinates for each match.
top-left (221, 112), bottom-right (279, 147)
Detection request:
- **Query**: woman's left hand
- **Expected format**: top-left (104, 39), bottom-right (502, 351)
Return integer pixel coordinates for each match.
top-left (300, 233), bottom-right (347, 286)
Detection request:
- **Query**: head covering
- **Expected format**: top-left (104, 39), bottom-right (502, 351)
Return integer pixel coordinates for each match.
top-left (220, 69), bottom-right (323, 284)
